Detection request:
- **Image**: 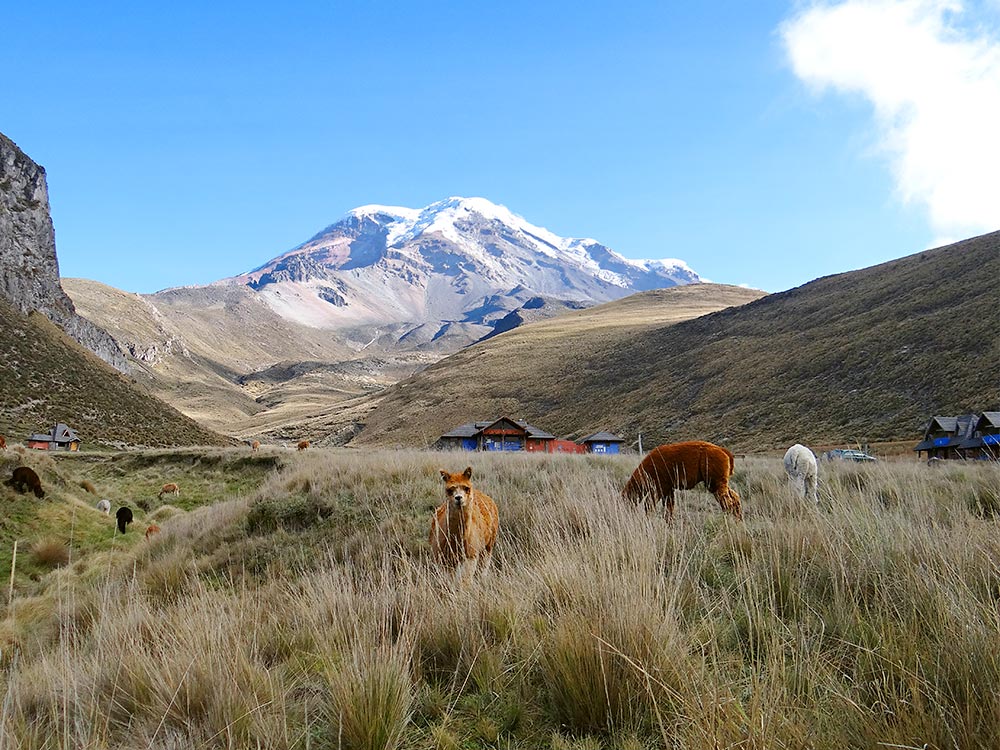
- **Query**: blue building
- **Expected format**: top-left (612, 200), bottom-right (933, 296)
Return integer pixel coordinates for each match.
top-left (578, 431), bottom-right (625, 454)
top-left (914, 412), bottom-right (1000, 460)
top-left (439, 417), bottom-right (556, 452)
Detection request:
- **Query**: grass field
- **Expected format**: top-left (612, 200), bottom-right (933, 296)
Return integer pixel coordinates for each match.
top-left (1, 447), bottom-right (998, 749)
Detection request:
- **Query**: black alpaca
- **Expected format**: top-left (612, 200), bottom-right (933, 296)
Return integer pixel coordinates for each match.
top-left (116, 506), bottom-right (133, 534)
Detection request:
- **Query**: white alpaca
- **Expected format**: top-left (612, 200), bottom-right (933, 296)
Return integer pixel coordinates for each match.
top-left (784, 444), bottom-right (819, 503)
top-left (96, 498), bottom-right (111, 514)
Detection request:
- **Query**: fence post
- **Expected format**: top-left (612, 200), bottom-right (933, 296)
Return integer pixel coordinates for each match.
top-left (8, 540), bottom-right (18, 608)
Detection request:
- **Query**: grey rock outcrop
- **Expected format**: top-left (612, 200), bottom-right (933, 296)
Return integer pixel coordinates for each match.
top-left (0, 131), bottom-right (128, 371)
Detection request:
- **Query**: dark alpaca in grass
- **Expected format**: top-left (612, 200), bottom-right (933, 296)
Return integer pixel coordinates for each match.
top-left (116, 506), bottom-right (134, 534)
top-left (6, 466), bottom-right (45, 499)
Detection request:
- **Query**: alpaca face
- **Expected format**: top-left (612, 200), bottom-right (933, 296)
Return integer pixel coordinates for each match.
top-left (441, 467), bottom-right (474, 510)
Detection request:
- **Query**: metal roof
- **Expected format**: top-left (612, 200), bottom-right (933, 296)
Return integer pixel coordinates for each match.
top-left (956, 415), bottom-right (977, 439)
top-left (441, 422), bottom-right (481, 438)
top-left (53, 423), bottom-right (79, 441)
top-left (511, 419), bottom-right (556, 439)
top-left (925, 415), bottom-right (979, 439)
top-left (28, 423), bottom-right (81, 443)
top-left (928, 416), bottom-right (959, 433)
top-left (441, 417), bottom-right (556, 440)
top-left (579, 431), bottom-right (625, 444)
top-left (977, 412), bottom-right (1000, 430)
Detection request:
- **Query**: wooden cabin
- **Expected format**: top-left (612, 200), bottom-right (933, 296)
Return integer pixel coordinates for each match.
top-left (914, 413), bottom-right (998, 460)
top-left (961, 412), bottom-right (1000, 460)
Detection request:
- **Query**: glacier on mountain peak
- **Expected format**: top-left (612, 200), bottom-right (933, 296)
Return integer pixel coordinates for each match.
top-left (229, 196), bottom-right (700, 329)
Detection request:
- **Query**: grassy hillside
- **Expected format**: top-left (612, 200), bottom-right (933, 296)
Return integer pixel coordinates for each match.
top-left (2, 447), bottom-right (999, 748)
top-left (346, 234), bottom-right (1000, 449)
top-left (278, 283), bottom-right (766, 445)
top-left (0, 296), bottom-right (229, 448)
top-left (0, 447), bottom-right (279, 595)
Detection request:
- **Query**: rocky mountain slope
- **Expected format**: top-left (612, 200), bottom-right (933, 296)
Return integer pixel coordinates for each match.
top-left (318, 232), bottom-right (1000, 450)
top-left (66, 197), bottom-right (702, 433)
top-left (0, 132), bottom-right (226, 448)
top-left (0, 132), bottom-right (127, 371)
top-left (233, 196), bottom-right (700, 331)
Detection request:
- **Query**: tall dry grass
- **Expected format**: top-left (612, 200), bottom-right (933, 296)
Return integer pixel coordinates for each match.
top-left (1, 449), bottom-right (999, 749)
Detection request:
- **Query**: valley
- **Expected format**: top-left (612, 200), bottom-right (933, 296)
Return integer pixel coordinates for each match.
top-left (62, 196), bottom-right (711, 439)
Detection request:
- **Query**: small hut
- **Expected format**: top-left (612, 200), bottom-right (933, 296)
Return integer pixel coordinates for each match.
top-left (28, 423), bottom-right (81, 451)
top-left (577, 431), bottom-right (626, 454)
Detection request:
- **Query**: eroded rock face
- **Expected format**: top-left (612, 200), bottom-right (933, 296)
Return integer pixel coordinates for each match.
top-left (0, 131), bottom-right (128, 371)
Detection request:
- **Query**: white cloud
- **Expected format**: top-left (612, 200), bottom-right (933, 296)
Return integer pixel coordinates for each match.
top-left (781, 1), bottom-right (1000, 238)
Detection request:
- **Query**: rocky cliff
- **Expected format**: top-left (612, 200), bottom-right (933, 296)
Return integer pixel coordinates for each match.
top-left (0, 131), bottom-right (128, 371)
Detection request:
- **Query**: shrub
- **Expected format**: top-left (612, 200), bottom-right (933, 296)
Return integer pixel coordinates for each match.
top-left (327, 643), bottom-right (414, 750)
top-left (30, 539), bottom-right (69, 569)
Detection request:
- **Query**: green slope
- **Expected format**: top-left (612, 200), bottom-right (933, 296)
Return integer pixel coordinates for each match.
top-left (0, 296), bottom-right (229, 448)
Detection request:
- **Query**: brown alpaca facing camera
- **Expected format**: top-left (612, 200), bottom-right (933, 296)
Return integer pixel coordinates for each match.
top-left (429, 467), bottom-right (499, 581)
top-left (623, 440), bottom-right (742, 520)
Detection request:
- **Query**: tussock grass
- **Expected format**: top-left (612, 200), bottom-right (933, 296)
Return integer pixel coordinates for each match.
top-left (28, 539), bottom-right (70, 569)
top-left (1, 448), bottom-right (999, 748)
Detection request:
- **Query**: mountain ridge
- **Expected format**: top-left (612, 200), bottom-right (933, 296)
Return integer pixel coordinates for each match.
top-left (224, 196), bottom-right (700, 330)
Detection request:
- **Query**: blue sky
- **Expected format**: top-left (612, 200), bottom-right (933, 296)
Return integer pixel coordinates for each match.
top-left (3, 1), bottom-right (999, 294)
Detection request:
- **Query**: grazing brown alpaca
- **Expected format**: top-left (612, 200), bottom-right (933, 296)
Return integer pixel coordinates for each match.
top-left (145, 524), bottom-right (161, 540)
top-left (6, 466), bottom-right (45, 499)
top-left (296, 440), bottom-right (310, 451)
top-left (429, 467), bottom-right (500, 581)
top-left (623, 440), bottom-right (742, 520)
top-left (251, 440), bottom-right (261, 453)
top-left (79, 480), bottom-right (97, 495)
top-left (0, 435), bottom-right (6, 450)
top-left (158, 482), bottom-right (180, 500)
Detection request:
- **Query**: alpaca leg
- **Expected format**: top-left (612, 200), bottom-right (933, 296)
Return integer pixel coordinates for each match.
top-left (478, 550), bottom-right (494, 577)
top-left (456, 557), bottom-right (478, 585)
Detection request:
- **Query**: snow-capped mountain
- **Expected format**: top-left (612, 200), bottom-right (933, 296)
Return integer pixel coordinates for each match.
top-left (229, 197), bottom-right (700, 329)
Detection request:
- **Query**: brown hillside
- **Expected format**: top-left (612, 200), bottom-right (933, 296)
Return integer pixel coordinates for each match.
top-left (346, 234), bottom-right (1000, 450)
top-left (64, 277), bottom-right (442, 435)
top-left (0, 296), bottom-right (229, 448)
top-left (293, 283), bottom-right (765, 445)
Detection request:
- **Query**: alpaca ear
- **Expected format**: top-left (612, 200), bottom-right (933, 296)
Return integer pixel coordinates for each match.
top-left (440, 470), bottom-right (449, 482)
top-left (463, 466), bottom-right (473, 479)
